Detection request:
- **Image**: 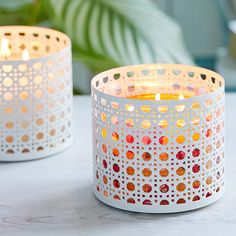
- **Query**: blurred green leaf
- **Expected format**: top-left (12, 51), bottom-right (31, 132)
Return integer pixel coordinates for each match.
top-left (0, 0), bottom-right (33, 10)
top-left (0, 0), bottom-right (50, 26)
top-left (48, 0), bottom-right (193, 72)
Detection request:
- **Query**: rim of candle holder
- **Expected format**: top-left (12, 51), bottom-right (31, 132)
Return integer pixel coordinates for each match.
top-left (91, 64), bottom-right (225, 105)
top-left (0, 25), bottom-right (71, 63)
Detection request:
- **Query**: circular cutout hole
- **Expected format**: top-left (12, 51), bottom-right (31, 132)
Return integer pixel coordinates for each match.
top-left (34, 75), bottom-right (43, 84)
top-left (20, 106), bottom-right (28, 113)
top-left (101, 112), bottom-right (106, 122)
top-left (142, 168), bottom-right (152, 177)
top-left (50, 129), bottom-right (56, 136)
top-left (158, 106), bottom-right (168, 113)
top-left (19, 77), bottom-right (28, 86)
top-left (112, 148), bottom-right (119, 157)
top-left (126, 150), bottom-right (134, 159)
top-left (159, 168), bottom-right (169, 177)
top-left (159, 136), bottom-right (168, 145)
top-left (140, 105), bottom-right (151, 113)
top-left (176, 151), bottom-right (186, 160)
top-left (21, 121), bottom-right (29, 129)
top-left (176, 119), bottom-right (185, 128)
top-left (176, 167), bottom-right (185, 176)
top-left (111, 116), bottom-right (119, 125)
top-left (36, 118), bottom-right (44, 126)
top-left (3, 77), bottom-right (13, 87)
top-left (112, 132), bottom-right (119, 142)
top-left (20, 91), bottom-right (28, 100)
top-left (192, 132), bottom-right (200, 141)
top-left (142, 136), bottom-right (151, 145)
top-left (141, 120), bottom-right (151, 129)
top-left (127, 182), bottom-right (135, 191)
top-left (176, 135), bottom-right (185, 144)
top-left (6, 135), bottom-right (14, 143)
top-left (175, 104), bottom-right (185, 112)
top-left (36, 132), bottom-right (44, 140)
top-left (4, 92), bottom-right (13, 101)
top-left (35, 89), bottom-right (43, 99)
top-left (101, 128), bottom-right (106, 138)
top-left (5, 121), bottom-right (14, 129)
top-left (192, 116), bottom-right (200, 126)
top-left (159, 152), bottom-right (169, 161)
top-left (142, 184), bottom-right (152, 193)
top-left (142, 152), bottom-right (152, 161)
top-left (21, 135), bottom-right (29, 142)
top-left (126, 135), bottom-right (134, 143)
top-left (125, 118), bottom-right (134, 127)
top-left (160, 184), bottom-right (169, 193)
top-left (126, 166), bottom-right (135, 175)
top-left (3, 65), bottom-right (12, 72)
top-left (176, 183), bottom-right (186, 192)
top-left (158, 120), bottom-right (168, 129)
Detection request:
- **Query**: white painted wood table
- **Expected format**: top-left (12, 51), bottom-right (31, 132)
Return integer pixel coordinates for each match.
top-left (0, 95), bottom-right (235, 236)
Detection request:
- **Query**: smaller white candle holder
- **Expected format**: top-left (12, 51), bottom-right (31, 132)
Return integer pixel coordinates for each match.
top-left (91, 64), bottom-right (225, 213)
top-left (0, 26), bottom-right (73, 161)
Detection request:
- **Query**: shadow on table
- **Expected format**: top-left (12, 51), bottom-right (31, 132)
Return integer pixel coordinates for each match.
top-left (2, 180), bottom-right (223, 234)
top-left (52, 183), bottom-right (216, 232)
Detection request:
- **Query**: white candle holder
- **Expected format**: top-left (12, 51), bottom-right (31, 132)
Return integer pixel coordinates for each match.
top-left (91, 64), bottom-right (225, 213)
top-left (0, 26), bottom-right (73, 161)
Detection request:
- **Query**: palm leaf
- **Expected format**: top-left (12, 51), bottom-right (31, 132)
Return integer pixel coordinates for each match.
top-left (48, 0), bottom-right (194, 72)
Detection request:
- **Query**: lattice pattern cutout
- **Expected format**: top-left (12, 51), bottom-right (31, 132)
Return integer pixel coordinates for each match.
top-left (0, 26), bottom-right (73, 161)
top-left (92, 64), bottom-right (225, 213)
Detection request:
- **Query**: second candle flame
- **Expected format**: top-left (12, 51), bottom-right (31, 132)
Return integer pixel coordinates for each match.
top-left (22, 49), bottom-right (30, 61)
top-left (155, 93), bottom-right (160, 101)
top-left (155, 93), bottom-right (185, 101)
top-left (178, 94), bottom-right (184, 100)
top-left (1, 38), bottom-right (11, 59)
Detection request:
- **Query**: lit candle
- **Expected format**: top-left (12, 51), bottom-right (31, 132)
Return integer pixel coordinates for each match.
top-left (0, 26), bottom-right (73, 162)
top-left (178, 94), bottom-right (184, 100)
top-left (0, 38), bottom-right (11, 59)
top-left (128, 93), bottom-right (189, 100)
top-left (155, 93), bottom-right (160, 101)
top-left (127, 92), bottom-right (187, 112)
top-left (22, 49), bottom-right (29, 60)
top-left (92, 64), bottom-right (225, 213)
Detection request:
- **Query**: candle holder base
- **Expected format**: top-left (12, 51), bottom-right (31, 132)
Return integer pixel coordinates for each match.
top-left (0, 136), bottom-right (73, 162)
top-left (94, 187), bottom-right (224, 213)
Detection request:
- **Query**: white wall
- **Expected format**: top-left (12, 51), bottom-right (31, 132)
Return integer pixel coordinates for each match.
top-left (155, 0), bottom-right (225, 57)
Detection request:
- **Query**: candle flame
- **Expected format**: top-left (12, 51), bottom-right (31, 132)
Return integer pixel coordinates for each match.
top-left (1, 38), bottom-right (11, 59)
top-left (155, 93), bottom-right (160, 101)
top-left (22, 49), bottom-right (30, 61)
top-left (178, 94), bottom-right (184, 100)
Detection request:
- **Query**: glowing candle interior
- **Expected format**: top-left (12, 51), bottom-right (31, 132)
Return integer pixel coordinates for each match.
top-left (127, 93), bottom-right (189, 113)
top-left (0, 38), bottom-right (11, 59)
top-left (22, 49), bottom-right (30, 60)
top-left (128, 93), bottom-right (190, 100)
top-left (126, 92), bottom-right (190, 114)
top-left (0, 38), bottom-right (30, 60)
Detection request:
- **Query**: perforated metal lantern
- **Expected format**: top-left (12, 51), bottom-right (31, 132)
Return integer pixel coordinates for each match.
top-left (91, 64), bottom-right (225, 213)
top-left (0, 26), bottom-right (73, 161)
